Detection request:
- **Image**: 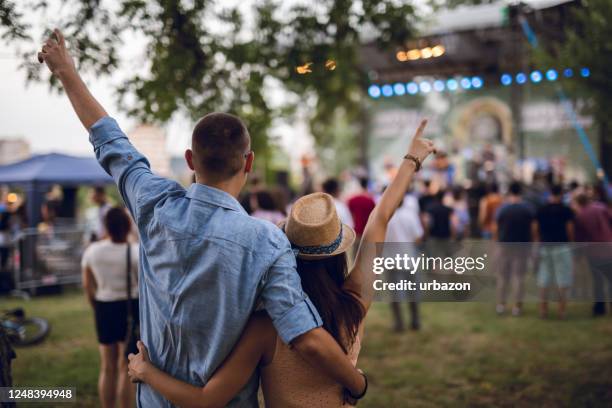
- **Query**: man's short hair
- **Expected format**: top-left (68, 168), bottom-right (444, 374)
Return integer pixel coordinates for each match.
top-left (322, 178), bottom-right (340, 196)
top-left (509, 181), bottom-right (522, 196)
top-left (192, 113), bottom-right (250, 182)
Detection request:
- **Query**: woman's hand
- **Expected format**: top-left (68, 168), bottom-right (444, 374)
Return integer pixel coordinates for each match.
top-left (406, 119), bottom-right (435, 163)
top-left (128, 341), bottom-right (152, 383)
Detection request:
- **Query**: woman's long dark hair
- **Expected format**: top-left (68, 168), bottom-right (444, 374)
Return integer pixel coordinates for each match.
top-left (296, 254), bottom-right (365, 353)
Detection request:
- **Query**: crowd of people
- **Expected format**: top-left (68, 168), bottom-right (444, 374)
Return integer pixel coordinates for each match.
top-left (242, 169), bottom-right (611, 324)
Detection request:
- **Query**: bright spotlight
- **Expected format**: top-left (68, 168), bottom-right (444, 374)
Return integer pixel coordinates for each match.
top-left (419, 82), bottom-right (432, 93)
top-left (501, 74), bottom-right (512, 86)
top-left (471, 76), bottom-right (483, 89)
top-left (381, 84), bottom-right (393, 97)
top-left (546, 69), bottom-right (558, 81)
top-left (580, 67), bottom-right (590, 77)
top-left (460, 77), bottom-right (472, 89)
top-left (393, 83), bottom-right (406, 95)
top-left (406, 82), bottom-right (419, 95)
top-left (516, 73), bottom-right (527, 84)
top-left (407, 49), bottom-right (421, 60)
top-left (432, 45), bottom-right (445, 57)
top-left (530, 71), bottom-right (542, 83)
top-left (433, 80), bottom-right (445, 92)
top-left (446, 79), bottom-right (459, 91)
top-left (421, 47), bottom-right (433, 59)
top-left (368, 85), bottom-right (381, 98)
top-left (396, 51), bottom-right (407, 62)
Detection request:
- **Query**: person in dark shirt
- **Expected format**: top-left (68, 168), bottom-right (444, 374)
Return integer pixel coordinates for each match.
top-left (535, 185), bottom-right (575, 319)
top-left (426, 191), bottom-right (454, 240)
top-left (418, 179), bottom-right (435, 216)
top-left (494, 182), bottom-right (534, 316)
top-left (424, 190), bottom-right (455, 263)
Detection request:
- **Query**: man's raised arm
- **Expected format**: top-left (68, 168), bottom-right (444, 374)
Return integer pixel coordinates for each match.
top-left (38, 29), bottom-right (183, 221)
top-left (38, 29), bottom-right (107, 130)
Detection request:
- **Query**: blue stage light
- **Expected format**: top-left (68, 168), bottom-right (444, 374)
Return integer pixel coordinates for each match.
top-left (471, 76), bottom-right (484, 89)
top-left (433, 80), bottom-right (445, 92)
top-left (419, 82), bottom-right (432, 93)
top-left (501, 74), bottom-right (512, 86)
top-left (406, 82), bottom-right (419, 95)
top-left (516, 73), bottom-right (527, 84)
top-left (368, 85), bottom-right (381, 98)
top-left (460, 77), bottom-right (472, 89)
top-left (580, 67), bottom-right (590, 78)
top-left (563, 68), bottom-right (573, 78)
top-left (393, 83), bottom-right (406, 96)
top-left (545, 69), bottom-right (558, 81)
top-left (530, 70), bottom-right (542, 83)
top-left (446, 79), bottom-right (458, 91)
top-left (381, 84), bottom-right (394, 97)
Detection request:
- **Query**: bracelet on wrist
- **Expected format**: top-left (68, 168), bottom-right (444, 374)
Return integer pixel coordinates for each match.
top-left (348, 372), bottom-right (368, 400)
top-left (403, 153), bottom-right (421, 172)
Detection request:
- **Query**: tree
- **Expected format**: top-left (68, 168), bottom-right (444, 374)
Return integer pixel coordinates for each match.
top-left (541, 0), bottom-right (612, 178)
top-left (0, 0), bottom-right (419, 175)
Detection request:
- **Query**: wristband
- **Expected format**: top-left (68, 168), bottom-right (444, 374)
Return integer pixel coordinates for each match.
top-left (403, 153), bottom-right (421, 172)
top-left (348, 371), bottom-right (368, 400)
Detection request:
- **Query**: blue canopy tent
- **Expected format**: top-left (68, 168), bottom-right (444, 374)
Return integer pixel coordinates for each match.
top-left (0, 153), bottom-right (113, 227)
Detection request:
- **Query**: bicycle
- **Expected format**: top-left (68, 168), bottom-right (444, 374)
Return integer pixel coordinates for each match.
top-left (1, 308), bottom-right (50, 346)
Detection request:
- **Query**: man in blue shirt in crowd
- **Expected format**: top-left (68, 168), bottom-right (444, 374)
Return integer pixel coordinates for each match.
top-left (38, 29), bottom-right (366, 407)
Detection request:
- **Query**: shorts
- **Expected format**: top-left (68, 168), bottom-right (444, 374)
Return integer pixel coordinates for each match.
top-left (93, 299), bottom-right (139, 345)
top-left (537, 245), bottom-right (573, 289)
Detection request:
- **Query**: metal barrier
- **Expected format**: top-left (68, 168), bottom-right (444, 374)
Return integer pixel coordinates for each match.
top-left (15, 227), bottom-right (86, 291)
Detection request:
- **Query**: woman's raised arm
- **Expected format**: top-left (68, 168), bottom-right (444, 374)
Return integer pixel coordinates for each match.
top-left (344, 119), bottom-right (435, 311)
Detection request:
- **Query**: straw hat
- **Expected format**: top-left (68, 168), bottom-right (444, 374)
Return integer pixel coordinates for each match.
top-left (280, 192), bottom-right (356, 260)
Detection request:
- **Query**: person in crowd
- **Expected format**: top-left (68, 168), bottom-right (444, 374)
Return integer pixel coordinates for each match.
top-left (81, 207), bottom-right (139, 408)
top-left (573, 193), bottom-right (612, 316)
top-left (450, 186), bottom-right (470, 241)
top-left (86, 186), bottom-right (112, 242)
top-left (424, 190), bottom-right (455, 243)
top-left (322, 177), bottom-right (354, 229)
top-left (534, 185), bottom-right (575, 319)
top-left (384, 186), bottom-right (424, 331)
top-left (493, 181), bottom-right (535, 316)
top-left (251, 190), bottom-right (285, 225)
top-left (127, 121), bottom-right (435, 407)
top-left (39, 30), bottom-right (367, 406)
top-left (417, 179), bottom-right (435, 214)
top-left (238, 174), bottom-right (261, 215)
top-left (348, 177), bottom-right (376, 246)
top-left (37, 200), bottom-right (57, 235)
top-left (478, 182), bottom-right (502, 239)
top-left (0, 194), bottom-right (12, 271)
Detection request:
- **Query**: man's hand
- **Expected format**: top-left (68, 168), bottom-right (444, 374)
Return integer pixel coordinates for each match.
top-left (38, 29), bottom-right (76, 78)
top-left (406, 119), bottom-right (435, 164)
top-left (128, 341), bottom-right (152, 384)
top-left (35, 28), bottom-right (108, 129)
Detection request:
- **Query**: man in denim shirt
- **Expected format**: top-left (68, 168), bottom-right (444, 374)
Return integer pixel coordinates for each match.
top-left (39, 30), bottom-right (366, 407)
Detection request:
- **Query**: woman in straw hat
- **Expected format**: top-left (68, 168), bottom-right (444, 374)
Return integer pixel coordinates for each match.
top-left (127, 120), bottom-right (435, 407)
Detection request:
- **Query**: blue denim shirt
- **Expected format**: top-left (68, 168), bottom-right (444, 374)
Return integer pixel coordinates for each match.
top-left (89, 117), bottom-right (322, 407)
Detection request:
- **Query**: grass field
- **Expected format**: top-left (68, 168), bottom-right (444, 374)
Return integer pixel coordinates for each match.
top-left (4, 289), bottom-right (612, 407)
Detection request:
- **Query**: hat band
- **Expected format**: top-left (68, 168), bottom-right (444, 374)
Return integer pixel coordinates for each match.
top-left (291, 225), bottom-right (343, 256)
